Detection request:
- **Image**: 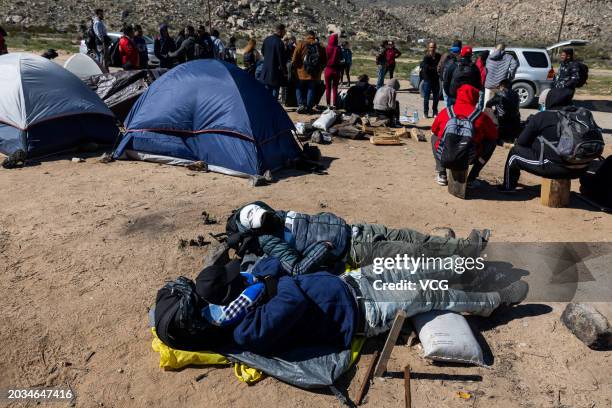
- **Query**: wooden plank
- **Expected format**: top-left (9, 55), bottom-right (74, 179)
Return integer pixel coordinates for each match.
top-left (409, 128), bottom-right (427, 142)
top-left (370, 135), bottom-right (401, 145)
top-left (448, 169), bottom-right (468, 199)
top-left (541, 178), bottom-right (570, 207)
top-left (374, 310), bottom-right (407, 377)
top-left (395, 127), bottom-right (409, 139)
top-left (404, 365), bottom-right (412, 408)
top-left (353, 351), bottom-right (380, 406)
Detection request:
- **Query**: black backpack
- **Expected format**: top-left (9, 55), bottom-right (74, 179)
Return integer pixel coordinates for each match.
top-left (441, 55), bottom-right (457, 84)
top-left (539, 107), bottom-right (604, 165)
top-left (580, 156), bottom-right (612, 208)
top-left (436, 106), bottom-right (481, 170)
top-left (108, 39), bottom-right (122, 67)
top-left (449, 62), bottom-right (479, 96)
top-left (195, 38), bottom-right (214, 59)
top-left (575, 61), bottom-right (589, 88)
top-left (303, 43), bottom-right (321, 75)
top-left (85, 25), bottom-right (97, 52)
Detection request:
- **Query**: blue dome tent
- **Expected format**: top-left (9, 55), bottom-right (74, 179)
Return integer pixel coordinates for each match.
top-left (0, 53), bottom-right (118, 160)
top-left (113, 60), bottom-right (302, 177)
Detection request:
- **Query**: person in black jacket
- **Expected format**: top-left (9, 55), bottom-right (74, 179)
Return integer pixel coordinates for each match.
top-left (344, 74), bottom-right (376, 114)
top-left (168, 26), bottom-right (197, 62)
top-left (486, 79), bottom-right (521, 143)
top-left (500, 88), bottom-right (588, 192)
top-left (260, 24), bottom-right (288, 99)
top-left (552, 48), bottom-right (581, 91)
top-left (447, 46), bottom-right (482, 101)
top-left (154, 24), bottom-right (176, 68)
top-left (420, 41), bottom-right (441, 118)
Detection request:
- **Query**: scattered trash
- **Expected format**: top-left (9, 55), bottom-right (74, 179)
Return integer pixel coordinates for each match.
top-left (201, 211), bottom-right (218, 225)
top-left (310, 130), bottom-right (332, 145)
top-left (208, 232), bottom-right (227, 243)
top-left (117, 368), bottom-right (124, 374)
top-left (187, 161), bottom-right (209, 172)
top-left (295, 122), bottom-right (313, 135)
top-left (71, 157), bottom-right (85, 163)
top-left (98, 153), bottom-right (113, 163)
top-left (319, 201), bottom-right (328, 209)
top-left (84, 351), bottom-right (96, 363)
top-left (195, 372), bottom-right (208, 382)
top-left (312, 109), bottom-right (338, 131)
top-left (561, 302), bottom-right (612, 350)
top-left (456, 391), bottom-right (472, 400)
top-left (189, 235), bottom-right (211, 247)
top-left (178, 239), bottom-right (189, 249)
top-left (249, 175), bottom-right (267, 187)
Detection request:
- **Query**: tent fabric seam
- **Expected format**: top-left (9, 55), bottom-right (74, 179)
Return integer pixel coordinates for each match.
top-left (0, 112), bottom-right (115, 131)
top-left (124, 128), bottom-right (293, 146)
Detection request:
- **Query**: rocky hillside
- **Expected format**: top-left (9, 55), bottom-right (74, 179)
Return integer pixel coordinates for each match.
top-left (1, 0), bottom-right (609, 45)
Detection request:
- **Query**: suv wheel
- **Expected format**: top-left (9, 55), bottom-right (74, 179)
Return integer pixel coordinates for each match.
top-left (512, 82), bottom-right (535, 108)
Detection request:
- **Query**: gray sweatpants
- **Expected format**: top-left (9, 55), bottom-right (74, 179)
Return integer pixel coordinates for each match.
top-left (347, 223), bottom-right (480, 268)
top-left (345, 263), bottom-right (501, 337)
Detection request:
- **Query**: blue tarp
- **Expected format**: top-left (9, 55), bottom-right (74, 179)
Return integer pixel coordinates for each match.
top-left (114, 60), bottom-right (301, 176)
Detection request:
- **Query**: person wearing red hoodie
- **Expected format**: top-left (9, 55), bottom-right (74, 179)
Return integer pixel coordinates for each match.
top-left (118, 25), bottom-right (140, 70)
top-left (431, 84), bottom-right (498, 187)
top-left (324, 33), bottom-right (342, 108)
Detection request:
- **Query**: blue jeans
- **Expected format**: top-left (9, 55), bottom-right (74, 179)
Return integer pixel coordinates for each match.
top-left (266, 85), bottom-right (280, 99)
top-left (345, 264), bottom-right (501, 337)
top-left (376, 65), bottom-right (386, 89)
top-left (443, 89), bottom-right (455, 107)
top-left (296, 80), bottom-right (316, 108)
top-left (422, 79), bottom-right (440, 116)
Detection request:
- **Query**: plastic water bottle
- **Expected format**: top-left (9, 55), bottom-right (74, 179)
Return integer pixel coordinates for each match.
top-left (403, 108), bottom-right (408, 119)
top-left (413, 110), bottom-right (419, 123)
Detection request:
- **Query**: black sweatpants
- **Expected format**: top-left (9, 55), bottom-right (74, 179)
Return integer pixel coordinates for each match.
top-left (503, 145), bottom-right (587, 190)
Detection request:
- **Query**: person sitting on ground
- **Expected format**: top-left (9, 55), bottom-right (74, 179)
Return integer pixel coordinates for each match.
top-left (447, 46), bottom-right (482, 101)
top-left (154, 24), bottom-right (176, 68)
top-left (118, 25), bottom-right (140, 70)
top-left (552, 48), bottom-right (581, 91)
top-left (420, 41), bottom-right (442, 118)
top-left (133, 24), bottom-right (149, 69)
top-left (242, 38), bottom-right (262, 76)
top-left (373, 78), bottom-right (401, 124)
top-left (344, 74), bottom-right (376, 114)
top-left (340, 41), bottom-right (353, 85)
top-left (292, 30), bottom-right (326, 114)
top-left (485, 78), bottom-right (521, 143)
top-left (484, 44), bottom-right (518, 105)
top-left (155, 256), bottom-right (529, 354)
top-left (0, 26), bottom-right (8, 55)
top-left (226, 201), bottom-right (491, 276)
top-left (168, 26), bottom-right (198, 62)
top-left (499, 88), bottom-right (600, 192)
top-left (324, 33), bottom-right (343, 109)
top-left (431, 84), bottom-right (498, 187)
top-left (210, 29), bottom-right (225, 60)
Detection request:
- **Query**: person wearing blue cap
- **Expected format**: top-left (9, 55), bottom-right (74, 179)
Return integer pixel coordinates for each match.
top-left (438, 40), bottom-right (462, 106)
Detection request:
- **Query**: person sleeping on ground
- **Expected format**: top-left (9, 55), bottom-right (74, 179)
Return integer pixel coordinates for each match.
top-left (154, 257), bottom-right (529, 354)
top-left (225, 201), bottom-right (491, 275)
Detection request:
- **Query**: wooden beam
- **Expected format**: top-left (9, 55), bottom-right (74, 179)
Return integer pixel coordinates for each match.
top-left (374, 310), bottom-right (407, 377)
top-left (353, 351), bottom-right (379, 406)
top-left (541, 178), bottom-right (570, 207)
top-left (404, 365), bottom-right (412, 408)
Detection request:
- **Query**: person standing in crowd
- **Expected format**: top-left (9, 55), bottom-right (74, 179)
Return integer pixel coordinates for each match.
top-left (324, 33), bottom-right (342, 109)
top-left (484, 44), bottom-right (518, 105)
top-left (133, 25), bottom-right (148, 69)
top-left (486, 78), bottom-right (521, 143)
top-left (292, 30), bottom-right (326, 114)
top-left (447, 46), bottom-right (481, 104)
top-left (261, 24), bottom-right (288, 99)
top-left (223, 36), bottom-right (237, 64)
top-left (475, 50), bottom-right (489, 108)
top-left (439, 40), bottom-right (461, 105)
top-left (0, 26), bottom-right (8, 55)
top-left (340, 41), bottom-right (353, 85)
top-left (284, 34), bottom-right (297, 58)
top-left (373, 78), bottom-right (401, 124)
top-left (243, 38), bottom-right (262, 76)
top-left (197, 26), bottom-right (215, 59)
top-left (118, 25), bottom-right (140, 70)
top-left (92, 8), bottom-right (110, 69)
top-left (420, 41), bottom-right (441, 118)
top-left (375, 41), bottom-right (387, 89)
top-left (384, 41), bottom-right (401, 79)
top-left (210, 29), bottom-right (225, 60)
top-left (154, 24), bottom-right (176, 68)
top-left (168, 26), bottom-right (197, 62)
top-left (552, 48), bottom-right (581, 91)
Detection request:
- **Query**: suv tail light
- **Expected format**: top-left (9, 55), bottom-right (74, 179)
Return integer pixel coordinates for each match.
top-left (547, 68), bottom-right (555, 80)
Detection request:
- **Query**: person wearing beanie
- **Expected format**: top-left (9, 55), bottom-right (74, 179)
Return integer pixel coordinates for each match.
top-left (373, 78), bottom-right (401, 123)
top-left (500, 88), bottom-right (593, 192)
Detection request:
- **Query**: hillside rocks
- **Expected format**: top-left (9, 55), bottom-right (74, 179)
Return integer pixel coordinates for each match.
top-left (0, 0), bottom-right (609, 45)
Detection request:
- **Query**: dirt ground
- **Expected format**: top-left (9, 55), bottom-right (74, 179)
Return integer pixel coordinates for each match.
top-left (1, 56), bottom-right (612, 408)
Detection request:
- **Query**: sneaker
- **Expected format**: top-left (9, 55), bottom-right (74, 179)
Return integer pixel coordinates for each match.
top-left (498, 280), bottom-right (529, 306)
top-left (464, 228), bottom-right (491, 256)
top-left (436, 173), bottom-right (448, 186)
top-left (296, 105), bottom-right (307, 114)
top-left (497, 185), bottom-right (517, 193)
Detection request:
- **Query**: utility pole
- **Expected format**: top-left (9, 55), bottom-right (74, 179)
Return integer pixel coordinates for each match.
top-left (471, 26), bottom-right (476, 43)
top-left (207, 0), bottom-right (213, 33)
top-left (493, 12), bottom-right (501, 45)
top-left (557, 0), bottom-right (568, 43)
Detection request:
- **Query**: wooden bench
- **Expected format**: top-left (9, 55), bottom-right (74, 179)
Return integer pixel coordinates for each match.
top-left (541, 178), bottom-right (571, 207)
top-left (448, 169), bottom-right (468, 199)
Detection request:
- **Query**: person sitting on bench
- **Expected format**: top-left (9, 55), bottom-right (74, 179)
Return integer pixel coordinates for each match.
top-left (226, 201), bottom-right (491, 275)
top-left (154, 257), bottom-right (529, 354)
top-left (499, 88), bottom-right (596, 192)
top-left (431, 84), bottom-right (498, 187)
top-left (485, 79), bottom-right (521, 143)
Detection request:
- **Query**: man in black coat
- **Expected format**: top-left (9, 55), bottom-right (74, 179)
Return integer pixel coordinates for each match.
top-left (447, 46), bottom-right (482, 101)
top-left (260, 24), bottom-right (288, 99)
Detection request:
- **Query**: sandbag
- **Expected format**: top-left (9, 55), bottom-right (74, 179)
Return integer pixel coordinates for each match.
top-left (412, 310), bottom-right (485, 366)
top-left (313, 109), bottom-right (338, 131)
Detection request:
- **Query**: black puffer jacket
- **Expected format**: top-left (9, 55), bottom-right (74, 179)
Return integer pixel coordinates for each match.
top-left (552, 60), bottom-right (581, 89)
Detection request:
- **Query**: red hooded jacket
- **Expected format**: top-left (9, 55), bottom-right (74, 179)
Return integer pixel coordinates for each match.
top-left (119, 36), bottom-right (140, 68)
top-left (325, 34), bottom-right (342, 71)
top-left (432, 84), bottom-right (498, 152)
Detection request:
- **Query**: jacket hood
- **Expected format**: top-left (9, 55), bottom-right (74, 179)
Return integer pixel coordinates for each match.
top-left (489, 48), bottom-right (504, 61)
top-left (232, 201), bottom-right (276, 233)
top-left (328, 33), bottom-right (338, 48)
top-left (388, 78), bottom-right (400, 91)
top-left (305, 35), bottom-right (317, 44)
top-left (545, 87), bottom-right (574, 110)
top-left (456, 84), bottom-right (480, 106)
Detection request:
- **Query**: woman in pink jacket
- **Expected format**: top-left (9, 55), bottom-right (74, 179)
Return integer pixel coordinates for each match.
top-left (324, 33), bottom-right (342, 109)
